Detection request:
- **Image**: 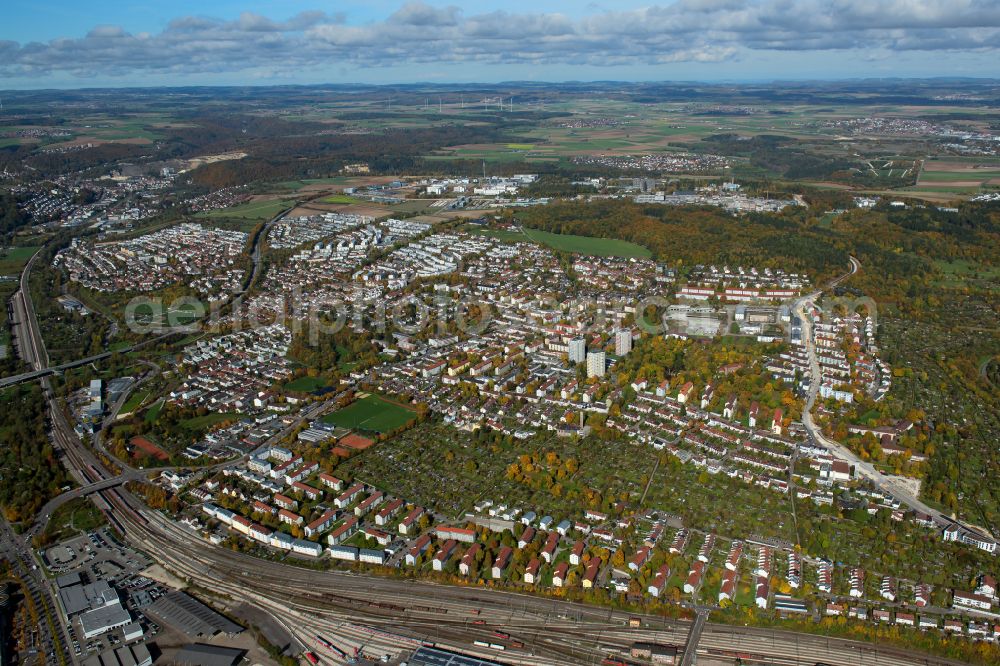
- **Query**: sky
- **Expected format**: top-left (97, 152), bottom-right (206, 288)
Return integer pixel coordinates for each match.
top-left (2, 0), bottom-right (1000, 89)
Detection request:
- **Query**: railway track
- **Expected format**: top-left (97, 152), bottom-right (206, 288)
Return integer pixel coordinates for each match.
top-left (18, 248), bottom-right (969, 666)
top-left (114, 508), bottom-right (967, 666)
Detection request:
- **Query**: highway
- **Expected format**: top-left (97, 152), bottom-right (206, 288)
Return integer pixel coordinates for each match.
top-left (10, 247), bottom-right (48, 373)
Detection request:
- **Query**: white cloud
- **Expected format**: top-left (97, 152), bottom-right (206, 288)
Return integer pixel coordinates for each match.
top-left (1, 1), bottom-right (998, 80)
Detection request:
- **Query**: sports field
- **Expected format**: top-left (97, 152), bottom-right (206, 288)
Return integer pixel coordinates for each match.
top-left (320, 394), bottom-right (416, 433)
top-left (129, 301), bottom-right (203, 327)
top-left (321, 194), bottom-right (359, 204)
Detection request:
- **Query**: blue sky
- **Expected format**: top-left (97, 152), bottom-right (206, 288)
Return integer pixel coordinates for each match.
top-left (2, 1), bottom-right (999, 88)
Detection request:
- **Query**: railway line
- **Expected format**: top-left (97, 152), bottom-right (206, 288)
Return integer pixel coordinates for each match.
top-left (109, 506), bottom-right (968, 666)
top-left (10, 245), bottom-right (975, 666)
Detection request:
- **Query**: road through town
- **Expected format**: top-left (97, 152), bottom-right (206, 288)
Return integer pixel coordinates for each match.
top-left (5, 239), bottom-right (972, 666)
top-left (791, 257), bottom-right (950, 527)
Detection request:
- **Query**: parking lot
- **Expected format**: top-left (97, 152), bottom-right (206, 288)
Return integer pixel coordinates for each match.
top-left (40, 528), bottom-right (163, 660)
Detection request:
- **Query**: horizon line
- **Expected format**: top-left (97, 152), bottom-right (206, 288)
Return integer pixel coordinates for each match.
top-left (3, 76), bottom-right (1000, 94)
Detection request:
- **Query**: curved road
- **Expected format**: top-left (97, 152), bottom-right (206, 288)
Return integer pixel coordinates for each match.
top-left (10, 234), bottom-right (972, 666)
top-left (793, 257), bottom-right (948, 526)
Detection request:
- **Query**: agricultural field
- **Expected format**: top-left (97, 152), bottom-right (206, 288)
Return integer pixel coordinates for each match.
top-left (1, 116), bottom-right (167, 149)
top-left (319, 394), bottom-right (416, 433)
top-left (388, 199), bottom-right (438, 214)
top-left (272, 176), bottom-right (400, 193)
top-left (471, 226), bottom-right (651, 258)
top-left (912, 159), bottom-right (1000, 194)
top-left (423, 102), bottom-right (897, 165)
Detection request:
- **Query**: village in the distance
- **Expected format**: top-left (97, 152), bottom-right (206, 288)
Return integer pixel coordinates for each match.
top-left (0, 72), bottom-right (999, 666)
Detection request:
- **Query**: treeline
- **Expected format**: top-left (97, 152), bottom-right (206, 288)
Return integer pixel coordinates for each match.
top-left (511, 198), bottom-right (999, 313)
top-left (108, 402), bottom-right (237, 465)
top-left (29, 259), bottom-right (113, 363)
top-left (0, 282), bottom-right (26, 378)
top-left (511, 199), bottom-right (850, 280)
top-left (520, 176), bottom-right (598, 199)
top-left (189, 122), bottom-right (520, 188)
top-left (831, 202), bottom-right (1000, 310)
top-left (0, 192), bottom-right (31, 236)
top-left (700, 134), bottom-right (858, 181)
top-left (286, 325), bottom-right (379, 380)
top-left (1, 143), bottom-right (154, 179)
top-left (0, 383), bottom-right (70, 523)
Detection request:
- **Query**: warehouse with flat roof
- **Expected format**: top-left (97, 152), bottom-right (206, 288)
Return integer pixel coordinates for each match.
top-left (81, 641), bottom-right (152, 666)
top-left (144, 591), bottom-right (243, 637)
top-left (80, 602), bottom-right (133, 640)
top-left (173, 643), bottom-right (245, 666)
top-left (58, 579), bottom-right (120, 617)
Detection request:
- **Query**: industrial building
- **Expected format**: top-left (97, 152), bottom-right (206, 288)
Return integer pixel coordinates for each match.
top-left (173, 643), bottom-right (245, 666)
top-left (80, 602), bottom-right (133, 640)
top-left (58, 579), bottom-right (119, 617)
top-left (144, 591), bottom-right (243, 638)
top-left (56, 578), bottom-right (133, 639)
top-left (409, 646), bottom-right (506, 666)
top-left (81, 642), bottom-right (152, 666)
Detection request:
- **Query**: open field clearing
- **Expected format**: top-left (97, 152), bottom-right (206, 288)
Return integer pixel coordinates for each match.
top-left (275, 176), bottom-right (400, 193)
top-left (283, 376), bottom-right (330, 393)
top-left (0, 246), bottom-right (39, 274)
top-left (119, 389), bottom-right (150, 415)
top-left (287, 202), bottom-right (393, 218)
top-left (196, 198), bottom-right (294, 221)
top-left (183, 151), bottom-right (247, 169)
top-left (320, 194), bottom-right (359, 204)
top-left (915, 159), bottom-right (1000, 193)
